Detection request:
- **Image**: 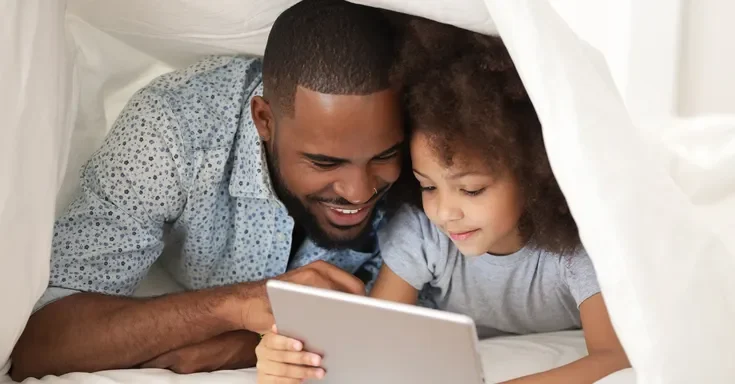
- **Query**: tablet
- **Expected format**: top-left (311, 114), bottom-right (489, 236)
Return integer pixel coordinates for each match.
top-left (266, 280), bottom-right (486, 384)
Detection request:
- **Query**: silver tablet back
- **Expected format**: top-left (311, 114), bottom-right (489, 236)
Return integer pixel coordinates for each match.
top-left (267, 280), bottom-right (486, 384)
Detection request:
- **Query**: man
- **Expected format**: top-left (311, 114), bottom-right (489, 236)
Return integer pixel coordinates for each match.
top-left (11, 0), bottom-right (405, 380)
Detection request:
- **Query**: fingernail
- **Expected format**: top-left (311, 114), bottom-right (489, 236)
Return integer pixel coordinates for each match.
top-left (293, 341), bottom-right (303, 351)
top-left (315, 369), bottom-right (325, 379)
top-left (312, 355), bottom-right (321, 366)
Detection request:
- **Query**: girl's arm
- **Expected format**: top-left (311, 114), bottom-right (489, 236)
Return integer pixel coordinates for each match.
top-left (369, 264), bottom-right (420, 304)
top-left (500, 293), bottom-right (630, 384)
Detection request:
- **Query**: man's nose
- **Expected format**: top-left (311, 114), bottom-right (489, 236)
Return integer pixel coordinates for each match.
top-left (333, 167), bottom-right (375, 205)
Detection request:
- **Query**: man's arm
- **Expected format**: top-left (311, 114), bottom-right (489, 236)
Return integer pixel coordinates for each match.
top-left (11, 260), bottom-right (364, 380)
top-left (140, 330), bottom-right (260, 373)
top-left (11, 284), bottom-right (257, 379)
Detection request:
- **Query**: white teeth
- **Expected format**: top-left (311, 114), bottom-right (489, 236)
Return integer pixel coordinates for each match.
top-left (332, 208), bottom-right (361, 214)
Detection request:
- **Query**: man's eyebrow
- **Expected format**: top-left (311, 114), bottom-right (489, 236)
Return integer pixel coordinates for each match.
top-left (300, 141), bottom-right (404, 164)
top-left (301, 153), bottom-right (348, 163)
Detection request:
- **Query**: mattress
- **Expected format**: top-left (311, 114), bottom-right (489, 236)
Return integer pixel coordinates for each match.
top-left (1, 264), bottom-right (634, 383)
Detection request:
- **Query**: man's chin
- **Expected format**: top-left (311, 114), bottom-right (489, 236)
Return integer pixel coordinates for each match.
top-left (310, 219), bottom-right (374, 251)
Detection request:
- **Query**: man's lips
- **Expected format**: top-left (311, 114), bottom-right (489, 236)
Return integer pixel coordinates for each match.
top-left (321, 203), bottom-right (373, 227)
top-left (312, 185), bottom-right (390, 228)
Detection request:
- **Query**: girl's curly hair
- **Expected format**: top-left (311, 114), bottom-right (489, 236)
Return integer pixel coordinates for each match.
top-left (392, 17), bottom-right (580, 254)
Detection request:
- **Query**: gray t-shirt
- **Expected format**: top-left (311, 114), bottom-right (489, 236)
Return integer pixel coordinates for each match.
top-left (379, 206), bottom-right (601, 339)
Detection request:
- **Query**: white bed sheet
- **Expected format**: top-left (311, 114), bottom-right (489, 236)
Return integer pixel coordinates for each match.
top-left (1, 334), bottom-right (631, 384)
top-left (0, 331), bottom-right (636, 384)
top-left (1, 334), bottom-right (633, 384)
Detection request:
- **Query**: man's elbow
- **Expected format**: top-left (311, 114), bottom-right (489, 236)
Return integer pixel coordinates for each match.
top-left (10, 339), bottom-right (49, 382)
top-left (10, 312), bottom-right (64, 381)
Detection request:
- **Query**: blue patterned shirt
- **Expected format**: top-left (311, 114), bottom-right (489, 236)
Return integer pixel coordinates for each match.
top-left (36, 56), bottom-right (384, 311)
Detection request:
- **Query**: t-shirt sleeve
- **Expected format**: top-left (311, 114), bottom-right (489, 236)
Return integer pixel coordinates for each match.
top-left (377, 205), bottom-right (451, 290)
top-left (561, 248), bottom-right (602, 307)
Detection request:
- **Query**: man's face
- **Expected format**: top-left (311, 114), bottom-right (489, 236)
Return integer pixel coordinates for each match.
top-left (253, 86), bottom-right (404, 249)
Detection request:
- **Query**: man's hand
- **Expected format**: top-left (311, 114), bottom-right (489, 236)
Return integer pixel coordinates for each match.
top-left (242, 260), bottom-right (366, 333)
top-left (140, 330), bottom-right (260, 374)
top-left (278, 260), bottom-right (366, 294)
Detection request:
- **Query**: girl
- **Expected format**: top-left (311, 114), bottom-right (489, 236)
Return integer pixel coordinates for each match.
top-left (255, 18), bottom-right (630, 384)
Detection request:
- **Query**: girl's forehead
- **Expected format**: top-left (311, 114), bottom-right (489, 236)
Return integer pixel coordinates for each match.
top-left (411, 139), bottom-right (505, 185)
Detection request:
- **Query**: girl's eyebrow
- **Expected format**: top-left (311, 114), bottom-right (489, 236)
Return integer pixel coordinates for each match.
top-left (412, 169), bottom-right (429, 178)
top-left (446, 171), bottom-right (483, 180)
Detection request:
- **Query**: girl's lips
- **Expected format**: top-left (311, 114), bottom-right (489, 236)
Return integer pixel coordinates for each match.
top-left (448, 229), bottom-right (480, 242)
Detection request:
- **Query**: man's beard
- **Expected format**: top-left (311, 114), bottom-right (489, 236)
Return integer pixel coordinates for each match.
top-left (267, 147), bottom-right (378, 251)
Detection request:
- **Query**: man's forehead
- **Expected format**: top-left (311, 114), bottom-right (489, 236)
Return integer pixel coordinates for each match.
top-left (278, 86), bottom-right (403, 157)
top-left (292, 85), bottom-right (397, 115)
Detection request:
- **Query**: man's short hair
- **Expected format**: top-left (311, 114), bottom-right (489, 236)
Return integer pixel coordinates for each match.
top-left (262, 0), bottom-right (397, 116)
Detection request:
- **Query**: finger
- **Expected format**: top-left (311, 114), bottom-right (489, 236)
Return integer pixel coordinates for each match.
top-left (257, 360), bottom-right (325, 380)
top-left (261, 348), bottom-right (322, 367)
top-left (272, 324), bottom-right (278, 334)
top-left (263, 333), bottom-right (303, 352)
top-left (318, 264), bottom-right (365, 295)
top-left (257, 372), bottom-right (304, 384)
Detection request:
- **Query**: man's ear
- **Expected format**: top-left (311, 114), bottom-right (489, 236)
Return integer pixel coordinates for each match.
top-left (251, 96), bottom-right (275, 142)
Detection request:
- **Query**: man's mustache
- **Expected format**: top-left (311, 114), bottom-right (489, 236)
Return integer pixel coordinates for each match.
top-left (309, 184), bottom-right (390, 206)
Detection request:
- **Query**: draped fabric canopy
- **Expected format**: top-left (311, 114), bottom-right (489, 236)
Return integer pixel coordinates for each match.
top-left (2, 1), bottom-right (733, 382)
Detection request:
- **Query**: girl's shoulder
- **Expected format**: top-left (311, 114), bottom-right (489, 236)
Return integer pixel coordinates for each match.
top-left (379, 204), bottom-right (449, 249)
top-left (538, 245), bottom-right (600, 306)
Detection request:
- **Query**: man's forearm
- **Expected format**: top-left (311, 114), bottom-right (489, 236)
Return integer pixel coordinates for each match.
top-left (11, 283), bottom-right (266, 380)
top-left (139, 330), bottom-right (261, 373)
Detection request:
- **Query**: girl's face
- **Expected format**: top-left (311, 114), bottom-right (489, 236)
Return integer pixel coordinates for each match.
top-left (410, 132), bottom-right (525, 256)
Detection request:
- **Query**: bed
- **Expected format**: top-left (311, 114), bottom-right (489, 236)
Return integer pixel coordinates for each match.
top-left (1, 263), bottom-right (636, 383)
top-left (2, 0), bottom-right (734, 383)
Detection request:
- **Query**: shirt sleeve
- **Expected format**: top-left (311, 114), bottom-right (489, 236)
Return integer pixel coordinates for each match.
top-left (35, 88), bottom-right (188, 311)
top-left (561, 248), bottom-right (602, 307)
top-left (377, 205), bottom-right (451, 290)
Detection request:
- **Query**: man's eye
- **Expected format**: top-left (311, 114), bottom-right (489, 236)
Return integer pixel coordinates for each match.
top-left (419, 186), bottom-right (436, 193)
top-left (375, 151), bottom-right (399, 161)
top-left (312, 162), bottom-right (338, 169)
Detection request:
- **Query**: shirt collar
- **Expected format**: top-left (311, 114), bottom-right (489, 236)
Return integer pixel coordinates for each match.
top-left (229, 81), bottom-right (278, 200)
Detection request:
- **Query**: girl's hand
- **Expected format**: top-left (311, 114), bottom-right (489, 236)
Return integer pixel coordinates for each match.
top-left (255, 325), bottom-right (325, 383)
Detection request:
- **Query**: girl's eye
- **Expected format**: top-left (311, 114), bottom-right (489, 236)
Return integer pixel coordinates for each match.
top-left (419, 186), bottom-right (436, 193)
top-left (462, 188), bottom-right (486, 197)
